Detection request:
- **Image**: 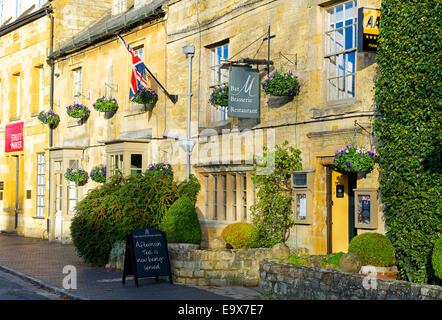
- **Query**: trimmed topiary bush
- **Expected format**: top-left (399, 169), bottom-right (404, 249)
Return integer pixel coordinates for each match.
top-left (221, 222), bottom-right (260, 249)
top-left (348, 233), bottom-right (396, 267)
top-left (432, 236), bottom-right (442, 280)
top-left (177, 174), bottom-right (201, 206)
top-left (159, 196), bottom-right (201, 244)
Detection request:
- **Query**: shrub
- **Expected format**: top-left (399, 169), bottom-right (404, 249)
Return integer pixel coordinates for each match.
top-left (177, 174), bottom-right (201, 206)
top-left (93, 96), bottom-right (118, 112)
top-left (374, 0), bottom-right (441, 283)
top-left (71, 166), bottom-right (180, 266)
top-left (147, 162), bottom-right (173, 179)
top-left (159, 196), bottom-right (201, 244)
top-left (209, 84), bottom-right (228, 107)
top-left (261, 70), bottom-right (300, 96)
top-left (348, 233), bottom-right (396, 267)
top-left (221, 222), bottom-right (260, 249)
top-left (432, 236), bottom-right (442, 280)
top-left (251, 141), bottom-right (302, 247)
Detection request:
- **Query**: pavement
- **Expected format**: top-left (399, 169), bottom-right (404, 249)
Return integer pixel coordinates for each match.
top-left (0, 233), bottom-right (262, 300)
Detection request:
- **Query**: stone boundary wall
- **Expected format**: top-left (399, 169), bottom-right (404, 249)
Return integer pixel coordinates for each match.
top-left (260, 259), bottom-right (442, 300)
top-left (168, 248), bottom-right (273, 287)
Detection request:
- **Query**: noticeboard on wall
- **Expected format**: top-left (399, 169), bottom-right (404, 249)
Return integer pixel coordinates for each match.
top-left (354, 188), bottom-right (378, 229)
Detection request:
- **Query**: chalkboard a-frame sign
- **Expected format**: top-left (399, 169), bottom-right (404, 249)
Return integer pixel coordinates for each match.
top-left (122, 228), bottom-right (173, 287)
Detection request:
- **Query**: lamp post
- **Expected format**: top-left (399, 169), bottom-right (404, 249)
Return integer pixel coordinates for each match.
top-left (182, 45), bottom-right (194, 182)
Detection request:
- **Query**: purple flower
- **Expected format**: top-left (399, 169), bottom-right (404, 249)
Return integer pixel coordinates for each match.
top-left (346, 162), bottom-right (351, 167)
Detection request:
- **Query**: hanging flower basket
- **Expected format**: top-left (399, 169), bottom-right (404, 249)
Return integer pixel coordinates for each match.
top-left (209, 84), bottom-right (229, 107)
top-left (38, 110), bottom-right (60, 128)
top-left (262, 70), bottom-right (300, 97)
top-left (93, 96), bottom-right (118, 113)
top-left (64, 167), bottom-right (88, 185)
top-left (333, 145), bottom-right (376, 174)
top-left (131, 87), bottom-right (158, 108)
top-left (90, 165), bottom-right (107, 183)
top-left (66, 103), bottom-right (90, 120)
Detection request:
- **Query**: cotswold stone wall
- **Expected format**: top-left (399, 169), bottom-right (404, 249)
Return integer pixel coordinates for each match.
top-left (168, 248), bottom-right (273, 287)
top-left (260, 259), bottom-right (442, 300)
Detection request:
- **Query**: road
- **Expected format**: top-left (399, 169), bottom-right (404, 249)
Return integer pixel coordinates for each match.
top-left (0, 269), bottom-right (62, 300)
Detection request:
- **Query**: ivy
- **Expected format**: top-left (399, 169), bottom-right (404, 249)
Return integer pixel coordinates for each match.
top-left (374, 0), bottom-right (442, 284)
top-left (251, 141), bottom-right (302, 247)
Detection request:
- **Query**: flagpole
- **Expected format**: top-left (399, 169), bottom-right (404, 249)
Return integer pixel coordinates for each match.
top-left (116, 33), bottom-right (178, 104)
top-left (143, 66), bottom-right (178, 104)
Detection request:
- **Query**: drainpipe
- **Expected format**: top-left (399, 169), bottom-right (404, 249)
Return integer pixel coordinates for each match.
top-left (183, 45), bottom-right (195, 182)
top-left (45, 8), bottom-right (54, 239)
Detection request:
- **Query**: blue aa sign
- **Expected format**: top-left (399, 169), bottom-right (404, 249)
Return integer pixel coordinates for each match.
top-left (228, 66), bottom-right (260, 119)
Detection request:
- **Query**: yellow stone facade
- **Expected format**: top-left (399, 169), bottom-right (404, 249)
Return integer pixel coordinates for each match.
top-left (2, 0), bottom-right (384, 254)
top-left (0, 0), bottom-right (112, 238)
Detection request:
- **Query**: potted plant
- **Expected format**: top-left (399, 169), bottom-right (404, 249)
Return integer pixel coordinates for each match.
top-left (93, 96), bottom-right (118, 119)
top-left (131, 87), bottom-right (158, 111)
top-left (333, 144), bottom-right (376, 174)
top-left (348, 232), bottom-right (398, 280)
top-left (66, 103), bottom-right (90, 123)
top-left (262, 70), bottom-right (300, 107)
top-left (209, 84), bottom-right (229, 108)
top-left (64, 167), bottom-right (88, 185)
top-left (38, 110), bottom-right (60, 129)
top-left (90, 165), bottom-right (107, 183)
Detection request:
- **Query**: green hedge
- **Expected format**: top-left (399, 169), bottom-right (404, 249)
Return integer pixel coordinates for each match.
top-left (221, 222), bottom-right (260, 249)
top-left (374, 0), bottom-right (442, 283)
top-left (159, 196), bottom-right (201, 244)
top-left (432, 236), bottom-right (442, 280)
top-left (348, 233), bottom-right (396, 267)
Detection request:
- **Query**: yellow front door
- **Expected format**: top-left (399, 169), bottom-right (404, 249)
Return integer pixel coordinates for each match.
top-left (331, 170), bottom-right (349, 253)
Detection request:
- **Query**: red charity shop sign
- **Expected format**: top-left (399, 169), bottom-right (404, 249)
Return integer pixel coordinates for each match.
top-left (5, 122), bottom-right (24, 152)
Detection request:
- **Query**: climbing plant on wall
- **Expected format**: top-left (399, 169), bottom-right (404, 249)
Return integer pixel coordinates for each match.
top-left (374, 0), bottom-right (442, 284)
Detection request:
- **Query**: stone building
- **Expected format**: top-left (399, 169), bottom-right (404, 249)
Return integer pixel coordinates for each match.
top-left (0, 0), bottom-right (112, 238)
top-left (2, 0), bottom-right (384, 255)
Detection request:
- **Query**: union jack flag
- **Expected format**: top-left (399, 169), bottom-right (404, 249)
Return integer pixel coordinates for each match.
top-left (117, 34), bottom-right (149, 99)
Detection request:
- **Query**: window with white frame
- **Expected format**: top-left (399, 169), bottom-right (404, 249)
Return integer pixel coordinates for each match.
top-left (15, 73), bottom-right (21, 117)
top-left (38, 66), bottom-right (44, 112)
top-left (36, 153), bottom-right (45, 218)
top-left (0, 1), bottom-right (4, 25)
top-left (73, 68), bottom-right (82, 104)
top-left (15, 0), bottom-right (22, 18)
top-left (134, 46), bottom-right (144, 61)
top-left (209, 42), bottom-right (229, 122)
top-left (324, 1), bottom-right (357, 101)
top-left (110, 154), bottom-right (123, 176)
top-left (67, 160), bottom-right (79, 212)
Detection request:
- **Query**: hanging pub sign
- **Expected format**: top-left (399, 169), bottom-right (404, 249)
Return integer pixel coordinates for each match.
top-left (122, 227), bottom-right (173, 287)
top-left (228, 66), bottom-right (260, 119)
top-left (5, 122), bottom-right (24, 153)
top-left (357, 7), bottom-right (381, 52)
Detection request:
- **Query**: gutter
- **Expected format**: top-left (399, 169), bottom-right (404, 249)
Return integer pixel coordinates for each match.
top-left (0, 6), bottom-right (53, 37)
top-left (44, 7), bottom-right (55, 239)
